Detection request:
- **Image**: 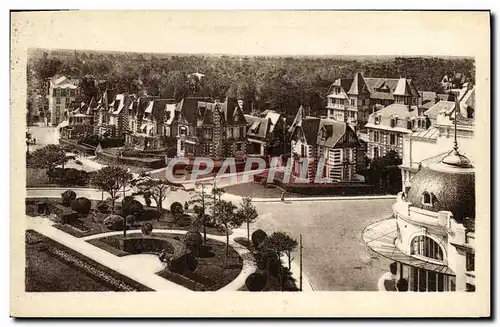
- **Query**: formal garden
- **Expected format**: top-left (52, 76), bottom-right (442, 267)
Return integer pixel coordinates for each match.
top-left (26, 143), bottom-right (304, 292)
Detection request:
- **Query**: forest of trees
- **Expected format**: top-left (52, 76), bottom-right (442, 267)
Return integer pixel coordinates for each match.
top-left (28, 49), bottom-right (475, 118)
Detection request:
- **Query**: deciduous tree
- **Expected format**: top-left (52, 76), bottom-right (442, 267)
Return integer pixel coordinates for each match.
top-left (91, 166), bottom-right (132, 237)
top-left (236, 197), bottom-right (259, 241)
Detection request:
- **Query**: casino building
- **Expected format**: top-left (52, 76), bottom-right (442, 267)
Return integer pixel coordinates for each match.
top-left (362, 118), bottom-right (475, 292)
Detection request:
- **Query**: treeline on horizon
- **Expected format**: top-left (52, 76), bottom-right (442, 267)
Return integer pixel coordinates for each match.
top-left (28, 49), bottom-right (475, 117)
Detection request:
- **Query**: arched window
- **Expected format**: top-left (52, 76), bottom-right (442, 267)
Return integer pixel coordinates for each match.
top-left (411, 235), bottom-right (444, 261)
top-left (422, 191), bottom-right (432, 205)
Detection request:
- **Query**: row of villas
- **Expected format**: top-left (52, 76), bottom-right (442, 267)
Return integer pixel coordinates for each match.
top-left (57, 81), bottom-right (363, 183)
top-left (57, 87), bottom-right (292, 159)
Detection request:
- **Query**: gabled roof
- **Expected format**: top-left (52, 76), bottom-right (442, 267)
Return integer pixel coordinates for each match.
top-left (245, 115), bottom-right (270, 139)
top-left (316, 119), bottom-right (355, 148)
top-left (220, 97), bottom-right (247, 125)
top-left (348, 72), bottom-right (370, 96)
top-left (111, 94), bottom-right (127, 114)
top-left (176, 97), bottom-right (214, 125)
top-left (144, 98), bottom-right (175, 121)
top-left (329, 78), bottom-right (354, 94)
top-left (394, 78), bottom-right (419, 97)
top-left (164, 103), bottom-right (177, 125)
top-left (300, 118), bottom-right (321, 145)
top-left (288, 105), bottom-right (305, 133)
top-left (50, 75), bottom-right (78, 89)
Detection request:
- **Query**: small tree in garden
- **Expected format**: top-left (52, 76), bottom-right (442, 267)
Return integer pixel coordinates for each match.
top-left (28, 144), bottom-right (69, 169)
top-left (213, 200), bottom-right (243, 260)
top-left (134, 177), bottom-right (177, 215)
top-left (236, 197), bottom-right (259, 241)
top-left (189, 181), bottom-right (213, 243)
top-left (92, 166), bottom-right (132, 237)
top-left (261, 231), bottom-right (298, 290)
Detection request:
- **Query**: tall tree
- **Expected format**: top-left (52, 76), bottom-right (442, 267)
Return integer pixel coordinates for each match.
top-left (27, 144), bottom-right (68, 169)
top-left (236, 197), bottom-right (259, 241)
top-left (92, 167), bottom-right (132, 236)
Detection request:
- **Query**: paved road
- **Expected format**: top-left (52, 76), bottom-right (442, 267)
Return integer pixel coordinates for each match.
top-left (27, 126), bottom-right (59, 151)
top-left (249, 199), bottom-right (394, 291)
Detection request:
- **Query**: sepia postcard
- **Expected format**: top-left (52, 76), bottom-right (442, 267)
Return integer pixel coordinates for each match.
top-left (10, 10), bottom-right (491, 317)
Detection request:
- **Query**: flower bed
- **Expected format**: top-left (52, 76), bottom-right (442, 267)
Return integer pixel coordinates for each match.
top-left (25, 230), bottom-right (152, 292)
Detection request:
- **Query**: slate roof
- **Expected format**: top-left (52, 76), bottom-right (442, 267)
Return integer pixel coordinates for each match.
top-left (411, 127), bottom-right (440, 140)
top-left (176, 97), bottom-right (214, 125)
top-left (220, 97), bottom-right (247, 125)
top-left (424, 101), bottom-right (455, 120)
top-left (144, 98), bottom-right (176, 121)
top-left (329, 78), bottom-right (354, 93)
top-left (316, 119), bottom-right (357, 148)
top-left (348, 72), bottom-right (371, 96)
top-left (245, 115), bottom-right (270, 139)
top-left (300, 118), bottom-right (322, 145)
top-left (328, 74), bottom-right (420, 100)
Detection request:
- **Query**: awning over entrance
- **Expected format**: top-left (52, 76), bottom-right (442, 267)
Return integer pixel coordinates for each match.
top-left (362, 218), bottom-right (455, 275)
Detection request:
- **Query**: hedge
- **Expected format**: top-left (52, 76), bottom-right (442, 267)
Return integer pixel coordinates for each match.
top-left (95, 151), bottom-right (165, 169)
top-left (47, 168), bottom-right (94, 187)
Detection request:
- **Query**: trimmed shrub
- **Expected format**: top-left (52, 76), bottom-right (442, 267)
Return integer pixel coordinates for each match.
top-left (245, 272), bottom-right (267, 291)
top-left (142, 209), bottom-right (161, 221)
top-left (103, 215), bottom-right (124, 231)
top-left (168, 253), bottom-right (198, 274)
top-left (96, 201), bottom-right (109, 213)
top-left (251, 229), bottom-right (268, 247)
top-left (70, 197), bottom-right (92, 214)
top-left (122, 196), bottom-right (135, 208)
top-left (61, 190), bottom-right (77, 206)
top-left (126, 214), bottom-right (136, 227)
top-left (170, 202), bottom-right (183, 214)
top-left (184, 231), bottom-right (203, 255)
top-left (141, 222), bottom-right (153, 235)
top-left (122, 199), bottom-right (144, 218)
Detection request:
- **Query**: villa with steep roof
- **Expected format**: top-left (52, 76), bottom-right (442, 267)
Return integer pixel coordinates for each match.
top-left (125, 97), bottom-right (177, 150)
top-left (244, 110), bottom-right (287, 156)
top-left (326, 73), bottom-right (421, 130)
top-left (362, 76), bottom-right (431, 159)
top-left (176, 97), bottom-right (247, 157)
top-left (288, 106), bottom-right (360, 182)
top-left (48, 75), bottom-right (79, 125)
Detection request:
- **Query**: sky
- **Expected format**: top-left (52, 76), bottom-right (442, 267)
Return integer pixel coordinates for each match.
top-left (12, 11), bottom-right (488, 57)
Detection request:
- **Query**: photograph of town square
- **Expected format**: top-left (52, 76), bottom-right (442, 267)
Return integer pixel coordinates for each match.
top-left (24, 42), bottom-right (477, 293)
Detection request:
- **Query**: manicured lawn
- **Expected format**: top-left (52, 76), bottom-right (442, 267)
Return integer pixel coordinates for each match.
top-left (25, 230), bottom-right (152, 292)
top-left (88, 232), bottom-right (243, 291)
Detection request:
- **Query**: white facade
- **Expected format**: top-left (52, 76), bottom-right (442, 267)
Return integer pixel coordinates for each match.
top-left (48, 76), bottom-right (78, 126)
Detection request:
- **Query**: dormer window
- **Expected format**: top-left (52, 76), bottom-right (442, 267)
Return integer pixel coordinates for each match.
top-left (422, 191), bottom-right (433, 206)
top-left (320, 128), bottom-right (327, 140)
top-left (374, 115), bottom-right (381, 125)
top-left (390, 117), bottom-right (398, 128)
